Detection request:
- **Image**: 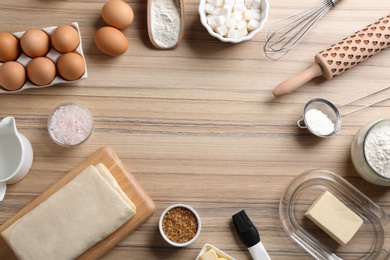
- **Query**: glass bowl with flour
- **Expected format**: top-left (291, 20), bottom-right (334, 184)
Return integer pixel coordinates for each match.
top-left (351, 119), bottom-right (390, 186)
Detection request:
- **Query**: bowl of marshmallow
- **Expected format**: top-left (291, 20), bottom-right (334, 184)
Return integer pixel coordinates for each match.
top-left (198, 0), bottom-right (269, 43)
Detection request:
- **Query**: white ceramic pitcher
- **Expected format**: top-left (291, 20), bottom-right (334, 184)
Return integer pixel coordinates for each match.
top-left (0, 117), bottom-right (33, 201)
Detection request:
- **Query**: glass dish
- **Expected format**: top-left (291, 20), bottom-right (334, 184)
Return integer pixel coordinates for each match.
top-left (280, 169), bottom-right (390, 260)
top-left (47, 102), bottom-right (94, 147)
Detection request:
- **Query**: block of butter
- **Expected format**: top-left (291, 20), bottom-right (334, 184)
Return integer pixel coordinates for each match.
top-left (305, 191), bottom-right (363, 245)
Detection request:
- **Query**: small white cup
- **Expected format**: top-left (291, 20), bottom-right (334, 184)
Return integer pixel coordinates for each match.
top-left (0, 117), bottom-right (34, 201)
top-left (159, 204), bottom-right (201, 247)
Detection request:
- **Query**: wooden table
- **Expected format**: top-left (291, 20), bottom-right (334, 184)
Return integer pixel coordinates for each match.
top-left (1, 0), bottom-right (390, 259)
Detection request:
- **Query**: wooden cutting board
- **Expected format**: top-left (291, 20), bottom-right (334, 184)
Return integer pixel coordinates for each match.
top-left (0, 146), bottom-right (156, 259)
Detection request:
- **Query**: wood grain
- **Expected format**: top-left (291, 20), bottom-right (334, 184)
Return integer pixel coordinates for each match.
top-left (0, 0), bottom-right (390, 259)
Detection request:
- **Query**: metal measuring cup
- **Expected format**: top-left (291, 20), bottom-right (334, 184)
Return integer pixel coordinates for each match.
top-left (298, 86), bottom-right (390, 138)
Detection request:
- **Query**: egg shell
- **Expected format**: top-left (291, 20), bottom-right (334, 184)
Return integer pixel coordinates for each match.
top-left (57, 52), bottom-right (86, 81)
top-left (102, 0), bottom-right (134, 29)
top-left (0, 61), bottom-right (26, 91)
top-left (0, 32), bottom-right (21, 62)
top-left (27, 57), bottom-right (56, 86)
top-left (51, 25), bottom-right (80, 53)
top-left (20, 29), bottom-right (51, 58)
top-left (94, 26), bottom-right (128, 56)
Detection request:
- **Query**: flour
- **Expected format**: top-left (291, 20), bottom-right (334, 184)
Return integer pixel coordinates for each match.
top-left (305, 109), bottom-right (335, 136)
top-left (364, 123), bottom-right (390, 178)
top-left (151, 0), bottom-right (181, 48)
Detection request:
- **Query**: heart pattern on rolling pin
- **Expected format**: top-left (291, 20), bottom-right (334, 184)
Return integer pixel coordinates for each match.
top-left (315, 15), bottom-right (390, 80)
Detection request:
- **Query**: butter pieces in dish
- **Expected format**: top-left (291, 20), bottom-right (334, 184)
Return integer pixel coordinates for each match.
top-left (280, 169), bottom-right (390, 259)
top-left (196, 243), bottom-right (236, 260)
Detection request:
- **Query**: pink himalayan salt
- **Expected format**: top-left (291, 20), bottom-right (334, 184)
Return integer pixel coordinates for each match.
top-left (49, 103), bottom-right (93, 146)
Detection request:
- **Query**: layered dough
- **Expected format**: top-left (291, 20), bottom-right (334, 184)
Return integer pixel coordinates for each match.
top-left (2, 163), bottom-right (136, 260)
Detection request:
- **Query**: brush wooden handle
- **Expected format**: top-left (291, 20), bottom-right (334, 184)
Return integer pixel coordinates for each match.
top-left (273, 15), bottom-right (390, 97)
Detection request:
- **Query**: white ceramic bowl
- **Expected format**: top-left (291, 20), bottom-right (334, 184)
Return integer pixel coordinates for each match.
top-left (159, 204), bottom-right (201, 247)
top-left (198, 0), bottom-right (269, 43)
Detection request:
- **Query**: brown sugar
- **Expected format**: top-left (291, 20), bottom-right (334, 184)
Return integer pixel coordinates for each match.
top-left (162, 207), bottom-right (198, 243)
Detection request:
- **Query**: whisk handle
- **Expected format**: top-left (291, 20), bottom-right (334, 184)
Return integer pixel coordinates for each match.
top-left (273, 63), bottom-right (323, 97)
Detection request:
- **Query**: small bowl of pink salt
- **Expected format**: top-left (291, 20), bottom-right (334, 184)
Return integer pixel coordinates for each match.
top-left (159, 204), bottom-right (201, 247)
top-left (48, 102), bottom-right (94, 147)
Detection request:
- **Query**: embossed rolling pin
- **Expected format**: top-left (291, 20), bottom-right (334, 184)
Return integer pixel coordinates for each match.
top-left (273, 15), bottom-right (390, 97)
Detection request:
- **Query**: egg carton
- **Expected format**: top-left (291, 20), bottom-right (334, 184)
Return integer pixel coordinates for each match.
top-left (0, 22), bottom-right (87, 94)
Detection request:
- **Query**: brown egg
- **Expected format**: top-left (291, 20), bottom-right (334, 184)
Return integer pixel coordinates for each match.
top-left (102, 0), bottom-right (134, 29)
top-left (20, 29), bottom-right (50, 57)
top-left (57, 52), bottom-right (85, 81)
top-left (0, 61), bottom-right (26, 91)
top-left (51, 25), bottom-right (80, 53)
top-left (0, 32), bottom-right (20, 62)
top-left (94, 26), bottom-right (128, 56)
top-left (27, 57), bottom-right (56, 86)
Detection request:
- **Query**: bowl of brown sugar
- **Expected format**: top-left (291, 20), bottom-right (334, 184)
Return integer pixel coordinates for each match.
top-left (159, 204), bottom-right (201, 247)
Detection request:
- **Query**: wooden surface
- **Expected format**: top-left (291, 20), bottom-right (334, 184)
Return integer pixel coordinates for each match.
top-left (0, 146), bottom-right (156, 259)
top-left (1, 0), bottom-right (390, 259)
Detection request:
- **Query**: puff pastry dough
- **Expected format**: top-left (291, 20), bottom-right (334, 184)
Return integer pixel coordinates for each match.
top-left (2, 163), bottom-right (136, 260)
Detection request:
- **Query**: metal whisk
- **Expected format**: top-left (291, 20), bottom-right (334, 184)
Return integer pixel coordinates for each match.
top-left (264, 0), bottom-right (342, 60)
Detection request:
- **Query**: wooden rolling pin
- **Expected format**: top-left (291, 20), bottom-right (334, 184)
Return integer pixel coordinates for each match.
top-left (273, 15), bottom-right (390, 97)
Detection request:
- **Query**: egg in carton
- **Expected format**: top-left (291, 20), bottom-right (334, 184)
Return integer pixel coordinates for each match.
top-left (0, 22), bottom-right (87, 93)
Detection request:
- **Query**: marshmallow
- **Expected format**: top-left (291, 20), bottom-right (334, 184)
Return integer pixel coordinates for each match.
top-left (244, 9), bottom-right (252, 20)
top-left (252, 11), bottom-right (261, 21)
top-left (213, 6), bottom-right (222, 15)
top-left (238, 28), bottom-right (248, 37)
top-left (228, 29), bottom-right (238, 39)
top-left (205, 3), bottom-right (215, 14)
top-left (232, 11), bottom-right (243, 22)
top-left (233, 3), bottom-right (245, 13)
top-left (216, 25), bottom-right (229, 36)
top-left (221, 4), bottom-right (233, 17)
top-left (247, 18), bottom-right (259, 31)
top-left (214, 15), bottom-right (226, 27)
top-left (225, 17), bottom-right (237, 29)
top-left (245, 0), bottom-right (253, 6)
top-left (224, 0), bottom-right (235, 5)
top-left (236, 20), bottom-right (247, 31)
top-left (209, 0), bottom-right (223, 6)
top-left (207, 15), bottom-right (218, 28)
top-left (252, 0), bottom-right (261, 9)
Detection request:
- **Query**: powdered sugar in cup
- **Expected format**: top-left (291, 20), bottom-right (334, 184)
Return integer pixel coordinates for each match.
top-left (48, 102), bottom-right (93, 147)
top-left (297, 98), bottom-right (341, 138)
top-left (298, 86), bottom-right (390, 138)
